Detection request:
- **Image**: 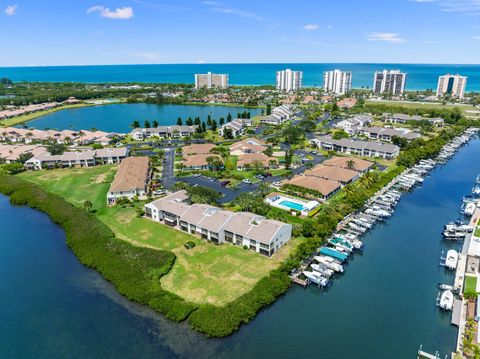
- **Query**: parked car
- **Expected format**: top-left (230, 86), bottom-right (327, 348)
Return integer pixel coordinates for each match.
top-left (242, 179), bottom-right (252, 184)
top-left (255, 174), bottom-right (265, 179)
top-left (272, 181), bottom-right (282, 187)
top-left (193, 173), bottom-right (201, 178)
top-left (264, 172), bottom-right (273, 177)
top-left (153, 189), bottom-right (166, 196)
top-left (220, 180), bottom-right (231, 187)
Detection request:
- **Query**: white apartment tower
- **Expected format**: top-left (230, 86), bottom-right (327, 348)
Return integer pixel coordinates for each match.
top-left (323, 69), bottom-right (352, 95)
top-left (194, 72), bottom-right (229, 89)
top-left (276, 69), bottom-right (303, 92)
top-left (436, 74), bottom-right (467, 98)
top-left (373, 70), bottom-right (407, 96)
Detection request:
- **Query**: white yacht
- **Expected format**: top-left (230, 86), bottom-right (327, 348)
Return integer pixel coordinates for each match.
top-left (311, 263), bottom-right (334, 278)
top-left (303, 271), bottom-right (329, 287)
top-left (463, 202), bottom-right (477, 216)
top-left (445, 250), bottom-right (459, 270)
top-left (314, 255), bottom-right (344, 273)
top-left (438, 290), bottom-right (454, 311)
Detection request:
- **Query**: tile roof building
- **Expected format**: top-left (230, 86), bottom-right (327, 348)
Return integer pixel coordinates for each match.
top-left (282, 175), bottom-right (341, 200)
top-left (323, 156), bottom-right (374, 173)
top-left (311, 135), bottom-right (400, 159)
top-left (304, 164), bottom-right (360, 185)
top-left (229, 138), bottom-right (267, 155)
top-left (130, 126), bottom-right (196, 141)
top-left (144, 191), bottom-right (292, 256)
top-left (236, 153), bottom-right (278, 170)
top-left (107, 156), bottom-right (150, 204)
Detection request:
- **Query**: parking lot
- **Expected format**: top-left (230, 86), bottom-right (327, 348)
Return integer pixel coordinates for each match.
top-left (176, 175), bottom-right (259, 204)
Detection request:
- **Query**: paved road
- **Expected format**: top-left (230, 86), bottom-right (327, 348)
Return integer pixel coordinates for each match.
top-left (161, 147), bottom-right (175, 188)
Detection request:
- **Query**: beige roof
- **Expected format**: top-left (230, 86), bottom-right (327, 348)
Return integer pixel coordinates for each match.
top-left (304, 164), bottom-right (359, 183)
top-left (323, 156), bottom-right (373, 172)
top-left (337, 98), bottom-right (357, 108)
top-left (229, 138), bottom-right (267, 154)
top-left (180, 204), bottom-right (234, 233)
top-left (183, 154), bottom-right (223, 167)
top-left (284, 175), bottom-right (341, 196)
top-left (0, 144), bottom-right (47, 161)
top-left (148, 190), bottom-right (190, 216)
top-left (224, 212), bottom-right (287, 245)
top-left (95, 147), bottom-right (128, 158)
top-left (182, 143), bottom-right (216, 155)
top-left (109, 156), bottom-right (150, 193)
top-left (237, 153), bottom-right (277, 167)
top-left (61, 150), bottom-right (95, 161)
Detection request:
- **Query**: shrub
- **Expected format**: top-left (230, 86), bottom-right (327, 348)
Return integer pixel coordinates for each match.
top-left (184, 241), bottom-right (196, 249)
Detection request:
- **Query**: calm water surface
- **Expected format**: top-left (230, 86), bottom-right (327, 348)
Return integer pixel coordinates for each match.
top-left (25, 103), bottom-right (261, 132)
top-left (1, 138), bottom-right (479, 358)
top-left (2, 63), bottom-right (480, 91)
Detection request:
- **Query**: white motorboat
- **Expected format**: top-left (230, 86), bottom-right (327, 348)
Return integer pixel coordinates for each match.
top-left (445, 250), bottom-right (459, 270)
top-left (303, 271), bottom-right (329, 287)
top-left (311, 263), bottom-right (334, 278)
top-left (464, 202), bottom-right (477, 216)
top-left (314, 255), bottom-right (344, 273)
top-left (438, 290), bottom-right (454, 311)
top-left (438, 283), bottom-right (455, 291)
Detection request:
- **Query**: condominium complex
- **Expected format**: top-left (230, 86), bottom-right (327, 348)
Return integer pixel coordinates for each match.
top-left (373, 70), bottom-right (407, 95)
top-left (194, 72), bottom-right (229, 89)
top-left (436, 74), bottom-right (467, 98)
top-left (276, 69), bottom-right (303, 92)
top-left (145, 191), bottom-right (292, 256)
top-left (323, 69), bottom-right (352, 95)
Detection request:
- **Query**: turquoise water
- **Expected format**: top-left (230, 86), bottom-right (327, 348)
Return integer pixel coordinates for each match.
top-left (24, 103), bottom-right (261, 132)
top-left (2, 63), bottom-right (480, 91)
top-left (1, 138), bottom-right (480, 358)
top-left (279, 200), bottom-right (305, 211)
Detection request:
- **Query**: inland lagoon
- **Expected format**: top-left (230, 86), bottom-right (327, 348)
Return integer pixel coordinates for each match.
top-left (22, 103), bottom-right (261, 133)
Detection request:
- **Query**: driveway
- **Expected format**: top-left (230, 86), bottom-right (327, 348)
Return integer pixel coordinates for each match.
top-left (161, 147), bottom-right (175, 188)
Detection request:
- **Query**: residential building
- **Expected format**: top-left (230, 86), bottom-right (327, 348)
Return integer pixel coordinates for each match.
top-left (436, 74), bottom-right (467, 98)
top-left (0, 144), bottom-right (46, 164)
top-left (323, 69), bottom-right (352, 95)
top-left (337, 97), bottom-right (357, 109)
top-left (361, 127), bottom-right (421, 142)
top-left (383, 113), bottom-right (444, 126)
top-left (262, 104), bottom-right (294, 125)
top-left (282, 175), bottom-right (341, 200)
top-left (276, 69), bottom-right (303, 92)
top-left (304, 164), bottom-right (359, 185)
top-left (194, 72), bottom-right (229, 89)
top-left (335, 115), bottom-right (372, 135)
top-left (312, 135), bottom-right (400, 159)
top-left (182, 154), bottom-right (223, 171)
top-left (107, 156), bottom-right (150, 204)
top-left (229, 138), bottom-right (267, 155)
top-left (0, 127), bottom-right (121, 146)
top-left (218, 118), bottom-right (251, 138)
top-left (130, 126), bottom-right (196, 141)
top-left (373, 70), bottom-right (407, 95)
top-left (25, 147), bottom-right (128, 170)
top-left (182, 143), bottom-right (216, 156)
top-left (236, 153), bottom-right (278, 170)
top-left (323, 156), bottom-right (374, 174)
top-left (144, 191), bottom-right (292, 256)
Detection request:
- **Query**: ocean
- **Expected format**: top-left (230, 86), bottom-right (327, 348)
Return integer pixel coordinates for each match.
top-left (2, 63), bottom-right (480, 92)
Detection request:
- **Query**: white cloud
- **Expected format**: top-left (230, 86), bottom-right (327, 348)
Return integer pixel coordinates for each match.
top-left (365, 32), bottom-right (406, 43)
top-left (202, 1), bottom-right (266, 22)
top-left (196, 60), bottom-right (206, 64)
top-left (87, 5), bottom-right (134, 19)
top-left (3, 4), bottom-right (18, 16)
top-left (132, 52), bottom-right (161, 61)
top-left (412, 0), bottom-right (480, 14)
top-left (303, 24), bottom-right (319, 31)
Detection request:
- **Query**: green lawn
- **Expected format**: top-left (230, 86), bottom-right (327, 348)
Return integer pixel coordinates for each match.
top-left (475, 226), bottom-right (480, 238)
top-left (464, 275), bottom-right (478, 297)
top-left (18, 165), bottom-right (295, 306)
top-left (365, 99), bottom-right (480, 118)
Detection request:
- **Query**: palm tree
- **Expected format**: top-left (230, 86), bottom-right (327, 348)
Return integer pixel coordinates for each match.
top-left (346, 159), bottom-right (356, 170)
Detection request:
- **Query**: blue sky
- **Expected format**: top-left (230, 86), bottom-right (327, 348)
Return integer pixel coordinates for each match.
top-left (1, 0), bottom-right (480, 66)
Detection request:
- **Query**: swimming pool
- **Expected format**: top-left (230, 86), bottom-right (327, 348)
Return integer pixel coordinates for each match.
top-left (279, 200), bottom-right (305, 211)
